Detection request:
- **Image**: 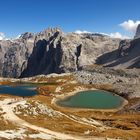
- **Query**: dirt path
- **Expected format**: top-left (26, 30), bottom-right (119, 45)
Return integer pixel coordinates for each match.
top-left (0, 98), bottom-right (120, 140)
top-left (0, 98), bottom-right (84, 140)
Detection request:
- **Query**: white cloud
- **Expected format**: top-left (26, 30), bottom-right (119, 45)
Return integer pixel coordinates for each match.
top-left (0, 32), bottom-right (20, 40)
top-left (109, 32), bottom-right (130, 39)
top-left (15, 34), bottom-right (21, 39)
top-left (0, 32), bottom-right (6, 40)
top-left (75, 30), bottom-right (91, 34)
top-left (74, 30), bottom-right (130, 39)
top-left (119, 20), bottom-right (140, 33)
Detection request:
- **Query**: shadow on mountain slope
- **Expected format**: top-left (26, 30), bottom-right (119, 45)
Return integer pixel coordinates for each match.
top-left (20, 32), bottom-right (63, 77)
top-left (96, 38), bottom-right (140, 68)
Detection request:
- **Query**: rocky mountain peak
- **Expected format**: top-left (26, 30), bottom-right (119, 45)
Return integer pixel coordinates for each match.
top-left (19, 32), bottom-right (34, 40)
top-left (0, 27), bottom-right (121, 78)
top-left (37, 27), bottom-right (61, 36)
top-left (34, 27), bottom-right (61, 41)
top-left (134, 24), bottom-right (140, 39)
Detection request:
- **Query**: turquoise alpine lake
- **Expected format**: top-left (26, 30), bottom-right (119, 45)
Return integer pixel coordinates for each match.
top-left (57, 90), bottom-right (124, 109)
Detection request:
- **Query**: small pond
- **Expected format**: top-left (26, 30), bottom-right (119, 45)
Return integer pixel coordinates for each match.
top-left (0, 83), bottom-right (37, 97)
top-left (0, 82), bottom-right (57, 97)
top-left (57, 90), bottom-right (124, 109)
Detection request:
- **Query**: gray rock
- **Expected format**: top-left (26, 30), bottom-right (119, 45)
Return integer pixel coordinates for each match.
top-left (96, 37), bottom-right (140, 68)
top-left (0, 34), bottom-right (35, 77)
top-left (0, 28), bottom-right (120, 78)
top-left (74, 66), bottom-right (140, 99)
top-left (95, 24), bottom-right (140, 68)
top-left (134, 24), bottom-right (140, 39)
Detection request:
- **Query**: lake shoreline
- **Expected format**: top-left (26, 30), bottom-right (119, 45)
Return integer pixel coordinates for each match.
top-left (52, 88), bottom-right (128, 112)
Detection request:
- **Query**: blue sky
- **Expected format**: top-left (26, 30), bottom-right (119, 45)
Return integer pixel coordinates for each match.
top-left (0, 0), bottom-right (140, 39)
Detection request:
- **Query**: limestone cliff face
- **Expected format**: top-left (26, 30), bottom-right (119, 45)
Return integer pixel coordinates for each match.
top-left (96, 25), bottom-right (140, 68)
top-left (134, 24), bottom-right (140, 39)
top-left (0, 34), bottom-right (34, 78)
top-left (20, 28), bottom-right (63, 77)
top-left (0, 28), bottom-right (121, 78)
top-left (96, 37), bottom-right (140, 68)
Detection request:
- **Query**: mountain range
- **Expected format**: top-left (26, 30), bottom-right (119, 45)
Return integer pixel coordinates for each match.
top-left (0, 25), bottom-right (140, 78)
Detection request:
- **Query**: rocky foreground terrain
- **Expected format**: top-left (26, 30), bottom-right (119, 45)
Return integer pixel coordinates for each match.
top-left (0, 73), bottom-right (140, 140)
top-left (75, 66), bottom-right (140, 98)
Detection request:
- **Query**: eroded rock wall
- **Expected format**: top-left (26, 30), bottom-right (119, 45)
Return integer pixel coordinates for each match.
top-left (0, 28), bottom-right (121, 78)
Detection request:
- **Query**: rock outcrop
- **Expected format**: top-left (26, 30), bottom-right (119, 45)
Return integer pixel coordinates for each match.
top-left (96, 24), bottom-right (140, 68)
top-left (96, 37), bottom-right (140, 68)
top-left (0, 37), bottom-right (34, 78)
top-left (0, 28), bottom-right (121, 78)
top-left (134, 24), bottom-right (140, 39)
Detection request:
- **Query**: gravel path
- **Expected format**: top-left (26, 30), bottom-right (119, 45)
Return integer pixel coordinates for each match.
top-left (0, 98), bottom-right (84, 140)
top-left (0, 98), bottom-right (122, 140)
